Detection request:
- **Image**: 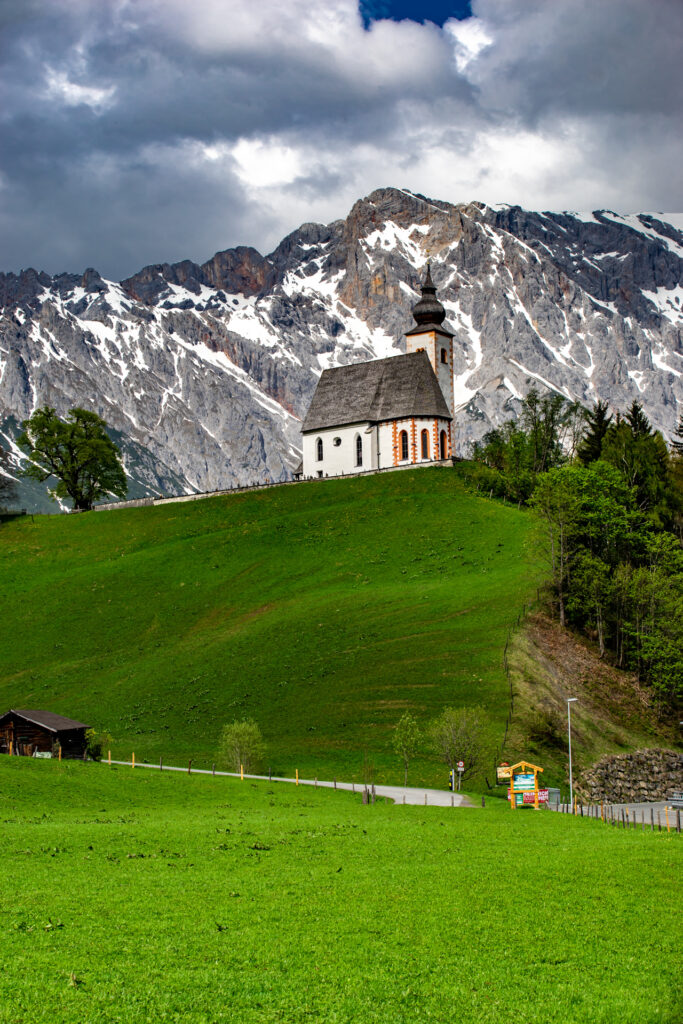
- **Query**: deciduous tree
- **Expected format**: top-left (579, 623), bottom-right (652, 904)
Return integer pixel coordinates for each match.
top-left (429, 707), bottom-right (485, 781)
top-left (17, 406), bottom-right (126, 511)
top-left (218, 719), bottom-right (266, 774)
top-left (392, 712), bottom-right (421, 786)
top-left (0, 443), bottom-right (18, 509)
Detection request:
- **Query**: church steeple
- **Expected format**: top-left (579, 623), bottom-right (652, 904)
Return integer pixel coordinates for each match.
top-left (403, 262), bottom-right (454, 422)
top-left (411, 263), bottom-right (447, 329)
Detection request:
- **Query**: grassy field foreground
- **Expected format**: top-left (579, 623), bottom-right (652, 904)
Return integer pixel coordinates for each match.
top-left (1, 759), bottom-right (680, 1023)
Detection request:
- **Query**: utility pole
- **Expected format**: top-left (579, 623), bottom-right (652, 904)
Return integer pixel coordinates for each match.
top-left (567, 698), bottom-right (578, 813)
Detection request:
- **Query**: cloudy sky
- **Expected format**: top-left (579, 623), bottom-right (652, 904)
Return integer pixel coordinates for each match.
top-left (1, 0), bottom-right (681, 279)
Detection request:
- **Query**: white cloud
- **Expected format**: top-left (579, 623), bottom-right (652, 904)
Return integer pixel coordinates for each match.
top-left (232, 138), bottom-right (305, 188)
top-left (44, 67), bottom-right (116, 112)
top-left (445, 17), bottom-right (492, 72)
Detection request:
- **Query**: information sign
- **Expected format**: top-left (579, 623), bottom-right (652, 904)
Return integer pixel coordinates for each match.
top-left (506, 760), bottom-right (544, 811)
top-left (523, 789), bottom-right (549, 804)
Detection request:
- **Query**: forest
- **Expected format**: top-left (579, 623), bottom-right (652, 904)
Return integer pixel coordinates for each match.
top-left (470, 390), bottom-right (683, 711)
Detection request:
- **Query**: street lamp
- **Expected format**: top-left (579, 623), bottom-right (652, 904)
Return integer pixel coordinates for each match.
top-left (567, 698), bottom-right (578, 813)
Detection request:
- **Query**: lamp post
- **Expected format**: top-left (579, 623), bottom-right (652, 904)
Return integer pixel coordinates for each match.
top-left (567, 698), bottom-right (578, 813)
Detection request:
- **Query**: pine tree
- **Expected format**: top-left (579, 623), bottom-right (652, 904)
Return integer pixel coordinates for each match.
top-left (626, 401), bottom-right (652, 438)
top-left (577, 400), bottom-right (612, 464)
top-left (671, 413), bottom-right (683, 457)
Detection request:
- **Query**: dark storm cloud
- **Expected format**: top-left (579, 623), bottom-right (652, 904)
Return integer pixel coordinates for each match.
top-left (0, 0), bottom-right (681, 280)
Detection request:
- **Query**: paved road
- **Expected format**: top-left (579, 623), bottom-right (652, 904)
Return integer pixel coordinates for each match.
top-left (109, 760), bottom-right (474, 807)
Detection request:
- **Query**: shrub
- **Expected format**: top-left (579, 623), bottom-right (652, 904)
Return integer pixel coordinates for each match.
top-left (218, 719), bottom-right (266, 773)
top-left (85, 728), bottom-right (113, 762)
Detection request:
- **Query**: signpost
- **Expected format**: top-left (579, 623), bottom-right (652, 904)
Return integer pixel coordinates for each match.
top-left (507, 760), bottom-right (545, 809)
top-left (449, 761), bottom-right (466, 792)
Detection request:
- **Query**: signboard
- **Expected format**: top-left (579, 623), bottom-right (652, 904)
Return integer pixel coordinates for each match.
top-left (496, 764), bottom-right (511, 783)
top-left (523, 789), bottom-right (549, 805)
top-left (506, 760), bottom-right (544, 811)
top-left (33, 751), bottom-right (52, 759)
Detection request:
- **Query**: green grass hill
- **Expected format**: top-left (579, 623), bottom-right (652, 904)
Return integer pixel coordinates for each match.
top-left (1, 467), bottom-right (541, 784)
top-left (0, 466), bottom-right (670, 787)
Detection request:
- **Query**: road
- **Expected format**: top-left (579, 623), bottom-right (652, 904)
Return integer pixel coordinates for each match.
top-left (109, 760), bottom-right (474, 806)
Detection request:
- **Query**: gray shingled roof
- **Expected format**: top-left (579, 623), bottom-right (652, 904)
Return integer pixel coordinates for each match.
top-left (2, 709), bottom-right (89, 732)
top-left (302, 350), bottom-right (451, 433)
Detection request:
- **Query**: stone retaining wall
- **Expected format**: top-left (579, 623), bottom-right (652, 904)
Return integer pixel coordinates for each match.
top-left (579, 749), bottom-right (683, 803)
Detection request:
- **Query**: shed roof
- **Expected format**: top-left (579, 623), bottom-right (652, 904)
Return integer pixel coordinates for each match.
top-left (302, 350), bottom-right (451, 433)
top-left (1, 709), bottom-right (89, 732)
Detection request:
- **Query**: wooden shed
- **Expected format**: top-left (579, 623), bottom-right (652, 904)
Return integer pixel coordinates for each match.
top-left (0, 709), bottom-right (89, 758)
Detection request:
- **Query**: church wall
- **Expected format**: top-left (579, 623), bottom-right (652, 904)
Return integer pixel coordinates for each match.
top-left (302, 423), bottom-right (374, 477)
top-left (378, 416), bottom-right (451, 467)
top-left (302, 416), bottom-right (452, 478)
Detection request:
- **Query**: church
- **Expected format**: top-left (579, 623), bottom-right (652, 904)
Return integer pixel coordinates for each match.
top-left (300, 266), bottom-right (455, 478)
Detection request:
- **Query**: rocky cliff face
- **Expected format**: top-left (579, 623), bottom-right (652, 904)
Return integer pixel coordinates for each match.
top-left (1, 187), bottom-right (682, 509)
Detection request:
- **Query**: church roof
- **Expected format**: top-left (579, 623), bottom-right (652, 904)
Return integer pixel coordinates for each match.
top-left (301, 350), bottom-right (452, 433)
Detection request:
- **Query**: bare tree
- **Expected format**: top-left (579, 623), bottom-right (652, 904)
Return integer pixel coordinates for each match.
top-left (429, 707), bottom-right (486, 781)
top-left (392, 712), bottom-right (421, 786)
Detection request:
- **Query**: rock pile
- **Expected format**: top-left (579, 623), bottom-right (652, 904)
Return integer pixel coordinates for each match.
top-left (579, 749), bottom-right (683, 803)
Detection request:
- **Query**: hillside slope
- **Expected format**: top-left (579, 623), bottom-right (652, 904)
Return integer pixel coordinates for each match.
top-left (2, 188), bottom-right (682, 508)
top-left (1, 467), bottom-right (539, 784)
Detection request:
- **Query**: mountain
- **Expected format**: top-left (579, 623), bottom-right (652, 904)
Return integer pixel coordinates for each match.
top-left (1, 187), bottom-right (682, 510)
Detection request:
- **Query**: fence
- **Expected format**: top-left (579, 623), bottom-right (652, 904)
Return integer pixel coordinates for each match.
top-left (554, 798), bottom-right (682, 834)
top-left (92, 458), bottom-right (456, 512)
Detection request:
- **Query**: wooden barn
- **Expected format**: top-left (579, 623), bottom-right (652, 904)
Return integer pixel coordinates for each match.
top-left (0, 709), bottom-right (89, 758)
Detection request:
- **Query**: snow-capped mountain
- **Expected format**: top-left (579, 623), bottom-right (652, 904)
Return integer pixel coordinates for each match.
top-left (1, 187), bottom-right (682, 510)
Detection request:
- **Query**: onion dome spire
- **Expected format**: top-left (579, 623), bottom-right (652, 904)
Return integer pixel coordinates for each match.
top-left (411, 262), bottom-right (446, 327)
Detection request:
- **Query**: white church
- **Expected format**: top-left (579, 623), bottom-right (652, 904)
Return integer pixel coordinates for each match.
top-left (300, 266), bottom-right (455, 478)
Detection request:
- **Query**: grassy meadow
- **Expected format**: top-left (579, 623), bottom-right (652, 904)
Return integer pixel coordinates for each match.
top-left (1, 758), bottom-right (680, 1024)
top-left (0, 467), bottom-right (540, 785)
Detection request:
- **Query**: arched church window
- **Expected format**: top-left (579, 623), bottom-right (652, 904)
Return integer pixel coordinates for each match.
top-left (441, 348), bottom-right (448, 364)
top-left (316, 437), bottom-right (323, 461)
top-left (400, 430), bottom-right (409, 461)
top-left (421, 429), bottom-right (429, 460)
top-left (439, 430), bottom-right (447, 460)
top-left (355, 434), bottom-right (363, 467)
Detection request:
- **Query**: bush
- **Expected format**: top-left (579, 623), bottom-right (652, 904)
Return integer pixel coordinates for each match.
top-left (218, 719), bottom-right (266, 773)
top-left (85, 728), bottom-right (113, 762)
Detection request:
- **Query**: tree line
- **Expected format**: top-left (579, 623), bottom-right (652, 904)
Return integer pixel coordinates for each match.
top-left (471, 389), bottom-right (683, 710)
